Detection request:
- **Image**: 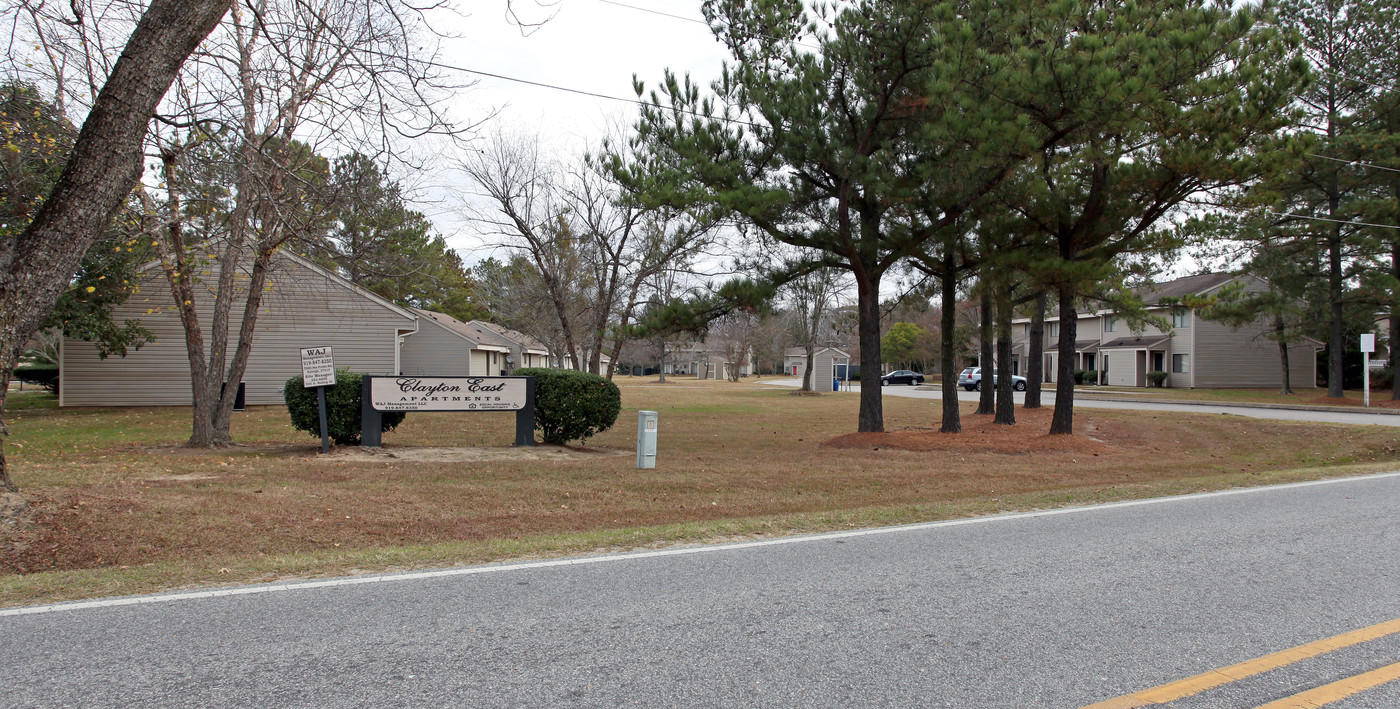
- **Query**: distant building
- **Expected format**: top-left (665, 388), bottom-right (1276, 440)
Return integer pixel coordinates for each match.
top-left (783, 347), bottom-right (852, 392)
top-left (1010, 273), bottom-right (1322, 388)
top-left (60, 251), bottom-right (553, 406)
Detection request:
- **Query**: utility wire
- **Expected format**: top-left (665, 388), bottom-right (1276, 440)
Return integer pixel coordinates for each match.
top-left (1270, 211), bottom-right (1400, 231)
top-left (594, 0), bottom-right (824, 51)
top-left (1307, 153), bottom-right (1400, 175)
top-left (596, 0), bottom-right (707, 27)
top-left (395, 52), bottom-right (764, 129)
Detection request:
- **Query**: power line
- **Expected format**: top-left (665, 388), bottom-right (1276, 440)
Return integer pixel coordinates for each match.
top-left (1318, 68), bottom-right (1396, 93)
top-left (401, 53), bottom-right (763, 129)
top-left (596, 0), bottom-right (706, 27)
top-left (594, 0), bottom-right (824, 51)
top-left (1307, 153), bottom-right (1400, 175)
top-left (1269, 211), bottom-right (1400, 231)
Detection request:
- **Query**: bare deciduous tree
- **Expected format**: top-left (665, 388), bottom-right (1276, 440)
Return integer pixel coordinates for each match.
top-left (0, 0), bottom-right (231, 491)
top-left (464, 129), bottom-right (715, 378)
top-left (141, 0), bottom-right (463, 446)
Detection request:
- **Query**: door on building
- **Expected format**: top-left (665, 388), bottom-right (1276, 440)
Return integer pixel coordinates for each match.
top-left (1151, 351), bottom-right (1165, 373)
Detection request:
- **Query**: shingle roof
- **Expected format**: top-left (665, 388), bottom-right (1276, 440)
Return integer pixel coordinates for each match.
top-left (1099, 335), bottom-right (1173, 350)
top-left (412, 309), bottom-right (512, 351)
top-left (1132, 273), bottom-right (1238, 305)
top-left (1040, 339), bottom-right (1103, 352)
top-left (470, 320), bottom-right (549, 354)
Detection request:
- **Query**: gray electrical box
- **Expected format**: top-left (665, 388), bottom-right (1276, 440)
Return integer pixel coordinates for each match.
top-left (636, 410), bottom-right (659, 469)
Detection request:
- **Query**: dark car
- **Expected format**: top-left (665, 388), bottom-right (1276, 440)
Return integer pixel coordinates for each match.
top-left (881, 369), bottom-right (925, 386)
top-left (958, 366), bottom-right (1027, 392)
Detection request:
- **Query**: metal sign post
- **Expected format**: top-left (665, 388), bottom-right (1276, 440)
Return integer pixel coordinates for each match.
top-left (1361, 333), bottom-right (1375, 408)
top-left (300, 346), bottom-right (336, 453)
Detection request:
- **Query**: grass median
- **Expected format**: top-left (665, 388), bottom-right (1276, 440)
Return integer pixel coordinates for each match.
top-left (3, 377), bottom-right (1399, 607)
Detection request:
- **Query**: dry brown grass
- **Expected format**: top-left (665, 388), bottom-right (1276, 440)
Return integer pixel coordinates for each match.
top-left (3, 376), bottom-right (1399, 606)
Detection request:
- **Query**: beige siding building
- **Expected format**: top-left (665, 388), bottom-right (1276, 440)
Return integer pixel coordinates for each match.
top-left (468, 321), bottom-right (553, 371)
top-left (61, 252), bottom-right (419, 407)
top-left (1010, 273), bottom-right (1320, 389)
top-left (400, 310), bottom-right (512, 377)
top-left (783, 347), bottom-right (851, 392)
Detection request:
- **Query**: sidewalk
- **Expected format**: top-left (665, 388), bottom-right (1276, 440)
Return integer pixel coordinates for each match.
top-left (1071, 390), bottom-right (1400, 416)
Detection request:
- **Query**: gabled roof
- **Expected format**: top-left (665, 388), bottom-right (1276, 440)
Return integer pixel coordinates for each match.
top-left (412, 309), bottom-right (511, 352)
top-left (469, 320), bottom-right (550, 355)
top-left (784, 346), bottom-right (851, 358)
top-left (1100, 335), bottom-right (1173, 350)
top-left (137, 249), bottom-right (421, 324)
top-left (1031, 339), bottom-right (1101, 352)
top-left (1132, 272), bottom-right (1239, 305)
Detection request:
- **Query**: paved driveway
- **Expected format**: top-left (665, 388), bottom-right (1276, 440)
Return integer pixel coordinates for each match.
top-left (763, 378), bottom-right (1400, 427)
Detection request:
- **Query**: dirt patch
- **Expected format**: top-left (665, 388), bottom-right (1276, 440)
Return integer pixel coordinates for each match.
top-left (142, 473), bottom-right (219, 482)
top-left (1, 492), bottom-right (28, 523)
top-left (321, 445), bottom-right (631, 463)
top-left (823, 408), bottom-right (1109, 455)
top-left (0, 490), bottom-right (143, 574)
top-left (1304, 394), bottom-right (1400, 409)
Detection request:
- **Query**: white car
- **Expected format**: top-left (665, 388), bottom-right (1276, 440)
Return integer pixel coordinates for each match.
top-left (958, 367), bottom-right (1027, 392)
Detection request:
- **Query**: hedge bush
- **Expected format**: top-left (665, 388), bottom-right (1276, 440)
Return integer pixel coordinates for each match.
top-left (283, 369), bottom-right (404, 446)
top-left (1080, 370), bottom-right (1098, 385)
top-left (514, 367), bottom-right (621, 444)
top-left (13, 365), bottom-right (59, 394)
top-left (1072, 369), bottom-right (1087, 385)
top-left (1147, 370), bottom-right (1168, 388)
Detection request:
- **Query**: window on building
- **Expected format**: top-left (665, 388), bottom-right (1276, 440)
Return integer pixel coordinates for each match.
top-left (1172, 354), bottom-right (1190, 373)
top-left (1104, 316), bottom-right (1117, 332)
top-left (1048, 322), bottom-right (1059, 338)
top-left (1172, 310), bottom-right (1190, 328)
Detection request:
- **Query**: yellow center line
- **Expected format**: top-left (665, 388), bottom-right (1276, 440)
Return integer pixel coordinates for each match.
top-left (1080, 617), bottom-right (1400, 709)
top-left (1255, 660), bottom-right (1400, 709)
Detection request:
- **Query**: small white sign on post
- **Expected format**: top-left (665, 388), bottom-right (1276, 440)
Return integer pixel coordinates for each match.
top-left (1361, 334), bottom-right (1375, 408)
top-left (300, 346), bottom-right (336, 388)
top-left (1360, 333), bottom-right (1372, 406)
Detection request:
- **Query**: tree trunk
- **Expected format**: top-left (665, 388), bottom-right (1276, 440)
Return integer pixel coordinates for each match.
top-left (803, 346), bottom-right (816, 391)
top-left (976, 285), bottom-right (994, 415)
top-left (1327, 179), bottom-right (1344, 398)
top-left (994, 287), bottom-right (1015, 425)
top-left (938, 260), bottom-right (961, 433)
top-left (1025, 289), bottom-right (1046, 409)
top-left (1050, 285), bottom-right (1078, 435)
top-left (1392, 241), bottom-right (1399, 399)
top-left (1277, 316), bottom-right (1293, 396)
top-left (855, 266), bottom-right (884, 433)
top-left (0, 0), bottom-right (232, 491)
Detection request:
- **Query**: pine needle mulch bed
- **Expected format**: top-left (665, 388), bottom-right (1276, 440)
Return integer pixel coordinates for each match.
top-left (3, 378), bottom-right (1399, 607)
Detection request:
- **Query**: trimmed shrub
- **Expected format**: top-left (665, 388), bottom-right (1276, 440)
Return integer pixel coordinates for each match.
top-left (13, 365), bottom-right (59, 394)
top-left (515, 367), bottom-right (621, 444)
top-left (1147, 370), bottom-right (1168, 388)
top-left (1080, 370), bottom-right (1098, 385)
top-left (284, 369), bottom-right (404, 446)
top-left (1072, 369), bottom-right (1087, 385)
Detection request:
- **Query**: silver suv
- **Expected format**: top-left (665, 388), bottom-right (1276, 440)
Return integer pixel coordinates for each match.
top-left (958, 366), bottom-right (1027, 392)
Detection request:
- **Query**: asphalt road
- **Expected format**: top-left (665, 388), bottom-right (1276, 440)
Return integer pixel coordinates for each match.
top-left (7, 473), bottom-right (1400, 708)
top-left (770, 378), bottom-right (1400, 427)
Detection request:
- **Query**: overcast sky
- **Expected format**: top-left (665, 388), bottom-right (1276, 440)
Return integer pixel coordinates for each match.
top-left (418, 0), bottom-right (733, 260)
top-left (446, 0), bottom-right (728, 149)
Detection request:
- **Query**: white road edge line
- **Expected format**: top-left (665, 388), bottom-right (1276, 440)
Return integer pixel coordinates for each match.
top-left (6, 470), bottom-right (1400, 618)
